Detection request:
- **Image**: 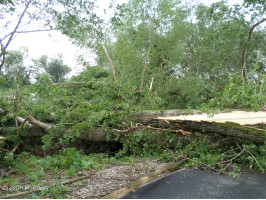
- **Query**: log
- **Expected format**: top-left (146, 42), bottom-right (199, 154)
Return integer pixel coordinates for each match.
top-left (170, 120), bottom-right (264, 143)
top-left (1, 108), bottom-right (265, 144)
top-left (156, 111), bottom-right (266, 144)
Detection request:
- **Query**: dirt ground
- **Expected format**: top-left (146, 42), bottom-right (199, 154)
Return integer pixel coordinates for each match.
top-left (69, 159), bottom-right (167, 199)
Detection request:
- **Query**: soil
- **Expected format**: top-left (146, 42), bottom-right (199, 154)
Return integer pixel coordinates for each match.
top-left (69, 159), bottom-right (167, 199)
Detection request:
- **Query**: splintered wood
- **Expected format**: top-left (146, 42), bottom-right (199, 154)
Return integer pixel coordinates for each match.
top-left (157, 111), bottom-right (266, 125)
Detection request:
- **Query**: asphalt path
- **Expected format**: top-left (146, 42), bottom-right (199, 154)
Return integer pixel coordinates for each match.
top-left (123, 168), bottom-right (266, 199)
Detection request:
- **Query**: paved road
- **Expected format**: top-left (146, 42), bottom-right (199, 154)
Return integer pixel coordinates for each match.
top-left (123, 168), bottom-right (266, 199)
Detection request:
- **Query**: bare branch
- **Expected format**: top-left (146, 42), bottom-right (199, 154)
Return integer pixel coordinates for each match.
top-left (2, 29), bottom-right (56, 39)
top-left (0, 0), bottom-right (32, 70)
top-left (4, 0), bottom-right (32, 51)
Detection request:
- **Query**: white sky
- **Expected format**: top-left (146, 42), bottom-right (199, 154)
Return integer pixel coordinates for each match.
top-left (8, 0), bottom-right (243, 77)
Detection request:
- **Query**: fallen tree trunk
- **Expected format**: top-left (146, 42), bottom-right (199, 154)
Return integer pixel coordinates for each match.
top-left (159, 120), bottom-right (265, 144)
top-left (1, 109), bottom-right (265, 144)
top-left (155, 111), bottom-right (266, 144)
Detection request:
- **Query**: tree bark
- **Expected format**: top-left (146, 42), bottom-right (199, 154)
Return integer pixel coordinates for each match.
top-left (27, 116), bottom-right (52, 131)
top-left (1, 109), bottom-right (265, 144)
top-left (158, 119), bottom-right (265, 144)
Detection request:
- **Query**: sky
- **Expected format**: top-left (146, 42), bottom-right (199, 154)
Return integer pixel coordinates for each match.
top-left (7, 0), bottom-right (243, 77)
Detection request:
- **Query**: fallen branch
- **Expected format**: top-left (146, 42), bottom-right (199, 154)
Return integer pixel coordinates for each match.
top-left (27, 116), bottom-right (52, 131)
top-left (0, 174), bottom-right (91, 199)
top-left (244, 148), bottom-right (264, 173)
top-left (111, 125), bottom-right (191, 135)
top-left (102, 158), bottom-right (187, 199)
top-left (186, 158), bottom-right (221, 173)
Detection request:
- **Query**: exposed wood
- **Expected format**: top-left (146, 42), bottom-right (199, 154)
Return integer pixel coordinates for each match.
top-left (92, 31), bottom-right (118, 86)
top-left (172, 121), bottom-right (265, 143)
top-left (157, 111), bottom-right (266, 144)
top-left (158, 111), bottom-right (266, 125)
top-left (102, 158), bottom-right (186, 199)
top-left (136, 109), bottom-right (201, 126)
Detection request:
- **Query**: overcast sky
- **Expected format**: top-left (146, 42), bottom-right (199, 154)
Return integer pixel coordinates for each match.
top-left (8, 0), bottom-right (243, 77)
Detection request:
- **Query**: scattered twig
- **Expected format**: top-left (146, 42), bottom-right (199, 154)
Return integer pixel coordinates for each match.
top-left (244, 148), bottom-right (264, 173)
top-left (218, 145), bottom-right (246, 165)
top-left (186, 158), bottom-right (220, 173)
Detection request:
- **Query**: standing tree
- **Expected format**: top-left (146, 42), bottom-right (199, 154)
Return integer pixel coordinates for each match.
top-left (33, 54), bottom-right (71, 83)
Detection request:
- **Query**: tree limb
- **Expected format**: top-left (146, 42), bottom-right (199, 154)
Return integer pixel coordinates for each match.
top-left (0, 0), bottom-right (32, 70)
top-left (242, 18), bottom-right (266, 82)
top-left (27, 116), bottom-right (52, 131)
